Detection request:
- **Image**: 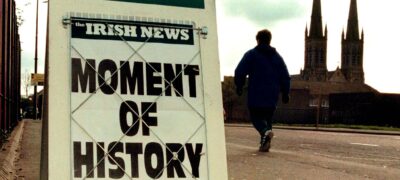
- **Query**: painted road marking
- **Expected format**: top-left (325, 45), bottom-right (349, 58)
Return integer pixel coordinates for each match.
top-left (350, 143), bottom-right (379, 147)
top-left (226, 142), bottom-right (255, 150)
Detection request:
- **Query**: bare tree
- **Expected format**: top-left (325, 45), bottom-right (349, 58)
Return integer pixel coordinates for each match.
top-left (16, 2), bottom-right (30, 26)
top-left (22, 69), bottom-right (31, 98)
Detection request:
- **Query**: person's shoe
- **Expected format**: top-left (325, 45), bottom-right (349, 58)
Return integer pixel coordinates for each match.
top-left (259, 135), bottom-right (269, 152)
top-left (259, 131), bottom-right (274, 152)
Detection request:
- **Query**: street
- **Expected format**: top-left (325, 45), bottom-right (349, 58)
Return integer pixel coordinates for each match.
top-left (226, 125), bottom-right (400, 179)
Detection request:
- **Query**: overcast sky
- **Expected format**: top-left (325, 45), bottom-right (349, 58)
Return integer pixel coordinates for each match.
top-left (17, 0), bottom-right (400, 94)
top-left (217, 0), bottom-right (400, 93)
top-left (16, 0), bottom-right (47, 96)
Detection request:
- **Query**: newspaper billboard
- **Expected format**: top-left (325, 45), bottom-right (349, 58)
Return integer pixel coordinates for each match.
top-left (48, 0), bottom-right (227, 179)
top-left (71, 17), bottom-right (206, 179)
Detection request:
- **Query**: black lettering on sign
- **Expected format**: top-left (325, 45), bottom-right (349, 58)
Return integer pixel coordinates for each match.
top-left (164, 63), bottom-right (183, 97)
top-left (166, 143), bottom-right (186, 178)
top-left (72, 142), bottom-right (203, 178)
top-left (186, 143), bottom-right (203, 178)
top-left (185, 65), bottom-right (200, 97)
top-left (96, 142), bottom-right (106, 178)
top-left (108, 142), bottom-right (125, 179)
top-left (144, 142), bottom-right (164, 179)
top-left (98, 59), bottom-right (118, 94)
top-left (141, 102), bottom-right (157, 136)
top-left (71, 58), bottom-right (200, 98)
top-left (125, 143), bottom-right (143, 178)
top-left (73, 142), bottom-right (94, 178)
top-left (119, 101), bottom-right (158, 136)
top-left (119, 101), bottom-right (140, 136)
top-left (146, 62), bottom-right (162, 96)
top-left (120, 61), bottom-right (144, 95)
top-left (71, 58), bottom-right (96, 93)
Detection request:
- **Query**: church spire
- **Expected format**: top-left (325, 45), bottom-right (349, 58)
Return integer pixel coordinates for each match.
top-left (303, 0), bottom-right (328, 82)
top-left (341, 0), bottom-right (364, 83)
top-left (345, 0), bottom-right (360, 40)
top-left (305, 24), bottom-right (308, 39)
top-left (309, 0), bottom-right (324, 38)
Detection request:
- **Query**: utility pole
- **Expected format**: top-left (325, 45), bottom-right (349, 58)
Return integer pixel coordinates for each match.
top-left (316, 88), bottom-right (322, 129)
top-left (33, 0), bottom-right (39, 119)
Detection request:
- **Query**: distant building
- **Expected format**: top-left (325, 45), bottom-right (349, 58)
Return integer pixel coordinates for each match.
top-left (329, 93), bottom-right (400, 127)
top-left (222, 76), bottom-right (378, 124)
top-left (289, 0), bottom-right (375, 120)
top-left (301, 0), bottom-right (365, 83)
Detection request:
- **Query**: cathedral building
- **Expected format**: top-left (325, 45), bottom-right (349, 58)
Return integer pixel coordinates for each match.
top-left (297, 0), bottom-right (365, 83)
top-left (291, 0), bottom-right (375, 109)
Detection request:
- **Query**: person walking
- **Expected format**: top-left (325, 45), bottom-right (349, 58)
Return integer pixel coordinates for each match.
top-left (235, 29), bottom-right (291, 152)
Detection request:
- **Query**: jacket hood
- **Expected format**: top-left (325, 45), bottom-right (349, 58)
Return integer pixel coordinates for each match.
top-left (255, 44), bottom-right (276, 56)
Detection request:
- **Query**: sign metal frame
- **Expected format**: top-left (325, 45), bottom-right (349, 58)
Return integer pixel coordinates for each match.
top-left (47, 1), bottom-right (227, 179)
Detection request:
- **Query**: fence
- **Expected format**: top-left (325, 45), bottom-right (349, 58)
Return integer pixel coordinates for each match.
top-left (1, 0), bottom-right (21, 142)
top-left (224, 106), bottom-right (329, 125)
top-left (224, 93), bottom-right (400, 128)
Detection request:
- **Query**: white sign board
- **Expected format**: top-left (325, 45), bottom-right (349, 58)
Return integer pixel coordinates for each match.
top-left (48, 0), bottom-right (227, 179)
top-left (71, 18), bottom-right (206, 179)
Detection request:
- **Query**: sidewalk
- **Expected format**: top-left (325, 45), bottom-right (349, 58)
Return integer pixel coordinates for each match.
top-left (0, 119), bottom-right (42, 180)
top-left (0, 120), bottom-right (24, 179)
top-left (226, 123), bottom-right (400, 136)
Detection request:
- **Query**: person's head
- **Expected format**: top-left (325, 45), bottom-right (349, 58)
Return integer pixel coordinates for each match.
top-left (256, 29), bottom-right (272, 45)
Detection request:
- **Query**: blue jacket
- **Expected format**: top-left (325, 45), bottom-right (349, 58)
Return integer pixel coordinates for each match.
top-left (235, 44), bottom-right (291, 108)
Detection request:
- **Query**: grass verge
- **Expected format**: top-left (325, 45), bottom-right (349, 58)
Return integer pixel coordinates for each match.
top-left (274, 123), bottom-right (400, 131)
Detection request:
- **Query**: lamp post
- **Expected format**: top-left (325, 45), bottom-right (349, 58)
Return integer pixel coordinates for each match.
top-left (33, 0), bottom-right (39, 119)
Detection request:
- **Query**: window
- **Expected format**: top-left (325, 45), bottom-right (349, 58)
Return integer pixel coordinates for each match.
top-left (309, 98), bottom-right (318, 107)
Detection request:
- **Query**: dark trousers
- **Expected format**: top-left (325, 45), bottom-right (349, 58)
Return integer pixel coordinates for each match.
top-left (249, 107), bottom-right (276, 136)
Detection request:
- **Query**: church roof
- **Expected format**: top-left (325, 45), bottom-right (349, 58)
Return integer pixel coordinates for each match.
top-left (327, 68), bottom-right (347, 83)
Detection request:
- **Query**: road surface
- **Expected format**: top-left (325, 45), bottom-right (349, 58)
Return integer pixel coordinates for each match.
top-left (226, 126), bottom-right (400, 180)
top-left (8, 121), bottom-right (400, 179)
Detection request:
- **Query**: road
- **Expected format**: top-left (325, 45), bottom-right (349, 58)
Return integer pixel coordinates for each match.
top-left (7, 121), bottom-right (400, 179)
top-left (226, 126), bottom-right (400, 180)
